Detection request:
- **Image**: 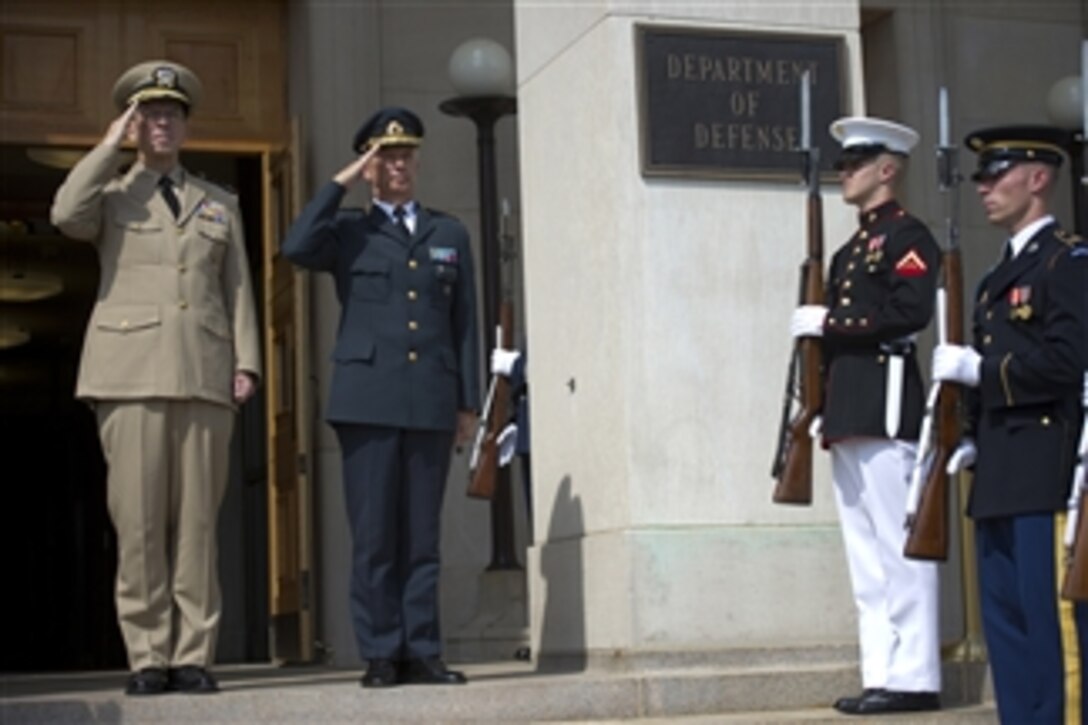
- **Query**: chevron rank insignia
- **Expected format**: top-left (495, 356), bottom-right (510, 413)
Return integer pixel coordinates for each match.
top-left (894, 249), bottom-right (928, 277)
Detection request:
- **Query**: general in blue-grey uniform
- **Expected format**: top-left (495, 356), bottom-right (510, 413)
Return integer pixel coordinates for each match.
top-left (791, 117), bottom-right (942, 716)
top-left (282, 108), bottom-right (479, 688)
top-left (933, 125), bottom-right (1087, 724)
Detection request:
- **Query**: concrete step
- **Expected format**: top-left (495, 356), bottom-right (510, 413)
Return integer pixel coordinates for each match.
top-left (1, 661), bottom-right (997, 723)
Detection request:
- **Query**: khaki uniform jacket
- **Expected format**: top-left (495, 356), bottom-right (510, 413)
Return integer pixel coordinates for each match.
top-left (51, 142), bottom-right (261, 406)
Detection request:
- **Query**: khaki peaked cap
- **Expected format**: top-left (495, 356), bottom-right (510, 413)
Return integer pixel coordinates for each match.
top-left (112, 60), bottom-right (203, 112)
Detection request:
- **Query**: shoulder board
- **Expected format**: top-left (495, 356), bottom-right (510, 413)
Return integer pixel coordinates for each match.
top-left (1055, 228), bottom-right (1083, 247)
top-left (190, 172), bottom-right (237, 201)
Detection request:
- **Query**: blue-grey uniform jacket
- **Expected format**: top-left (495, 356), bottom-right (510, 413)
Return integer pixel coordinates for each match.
top-left (966, 223), bottom-right (1087, 519)
top-left (282, 181), bottom-right (480, 430)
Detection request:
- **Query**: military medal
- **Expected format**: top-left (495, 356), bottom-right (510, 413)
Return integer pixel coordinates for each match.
top-left (1008, 285), bottom-right (1033, 320)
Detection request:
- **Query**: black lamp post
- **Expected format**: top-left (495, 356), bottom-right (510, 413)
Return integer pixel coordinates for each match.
top-left (440, 39), bottom-right (521, 571)
top-left (1046, 69), bottom-right (1086, 234)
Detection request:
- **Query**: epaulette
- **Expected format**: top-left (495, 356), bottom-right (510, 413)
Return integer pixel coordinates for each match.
top-left (1050, 229), bottom-right (1088, 264)
top-left (191, 172), bottom-right (237, 201)
top-left (1055, 229), bottom-right (1083, 247)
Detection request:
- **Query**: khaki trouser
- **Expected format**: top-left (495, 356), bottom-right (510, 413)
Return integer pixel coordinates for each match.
top-left (96, 399), bottom-right (234, 671)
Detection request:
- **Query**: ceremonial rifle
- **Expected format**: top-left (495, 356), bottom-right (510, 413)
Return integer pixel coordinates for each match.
top-left (771, 70), bottom-right (823, 505)
top-left (1061, 374), bottom-right (1088, 600)
top-left (904, 88), bottom-right (964, 560)
top-left (467, 200), bottom-right (519, 501)
top-left (467, 302), bottom-right (514, 500)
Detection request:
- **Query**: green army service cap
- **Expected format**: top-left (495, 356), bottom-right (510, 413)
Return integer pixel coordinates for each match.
top-left (111, 60), bottom-right (203, 112)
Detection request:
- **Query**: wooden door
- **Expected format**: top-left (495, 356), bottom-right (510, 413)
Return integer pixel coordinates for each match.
top-left (262, 120), bottom-right (315, 662)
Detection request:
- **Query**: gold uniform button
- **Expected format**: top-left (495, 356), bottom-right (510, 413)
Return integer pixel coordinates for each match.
top-left (408, 351), bottom-right (418, 362)
top-left (843, 280), bottom-right (853, 290)
top-left (844, 318), bottom-right (854, 327)
top-left (407, 290), bottom-right (418, 301)
top-left (1041, 416), bottom-right (1051, 426)
top-left (840, 297), bottom-right (851, 306)
top-left (847, 262), bottom-right (856, 272)
top-left (408, 259), bottom-right (419, 269)
top-left (408, 320), bottom-right (419, 331)
top-left (852, 245), bottom-right (862, 255)
top-left (986, 310), bottom-right (993, 320)
top-left (983, 334), bottom-right (992, 345)
top-left (859, 318), bottom-right (869, 327)
top-left (178, 300), bottom-right (188, 310)
top-left (877, 354), bottom-right (886, 363)
top-left (859, 230), bottom-right (869, 240)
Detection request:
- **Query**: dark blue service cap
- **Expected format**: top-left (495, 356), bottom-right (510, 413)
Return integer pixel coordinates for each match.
top-left (352, 107), bottom-right (424, 153)
top-left (965, 125), bottom-right (1069, 182)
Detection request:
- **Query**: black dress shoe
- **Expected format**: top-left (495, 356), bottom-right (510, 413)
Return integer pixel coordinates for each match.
top-left (851, 689), bottom-right (940, 715)
top-left (401, 657), bottom-right (467, 685)
top-left (360, 658), bottom-right (399, 688)
top-left (833, 688), bottom-right (885, 714)
top-left (125, 667), bottom-right (169, 696)
top-left (168, 665), bottom-right (220, 694)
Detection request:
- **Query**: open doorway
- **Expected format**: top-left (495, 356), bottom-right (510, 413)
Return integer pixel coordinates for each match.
top-left (0, 145), bottom-right (269, 671)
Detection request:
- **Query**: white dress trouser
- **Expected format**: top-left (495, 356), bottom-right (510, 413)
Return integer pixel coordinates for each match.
top-left (831, 438), bottom-right (941, 692)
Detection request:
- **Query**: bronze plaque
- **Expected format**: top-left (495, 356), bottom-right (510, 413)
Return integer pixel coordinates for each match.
top-left (637, 25), bottom-right (845, 180)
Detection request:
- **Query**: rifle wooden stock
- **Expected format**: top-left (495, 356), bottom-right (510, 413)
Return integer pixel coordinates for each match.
top-left (1063, 495), bottom-right (1088, 601)
top-left (1062, 416), bottom-right (1088, 600)
top-left (773, 191), bottom-right (824, 505)
top-left (905, 252), bottom-right (963, 561)
top-left (466, 300), bottom-right (514, 500)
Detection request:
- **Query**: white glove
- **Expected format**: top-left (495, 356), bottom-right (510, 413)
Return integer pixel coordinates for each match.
top-left (932, 344), bottom-right (982, 387)
top-left (497, 423), bottom-right (518, 467)
top-left (808, 415), bottom-right (823, 439)
top-left (946, 439), bottom-right (978, 474)
top-left (491, 349), bottom-right (521, 377)
top-left (790, 305), bottom-right (828, 338)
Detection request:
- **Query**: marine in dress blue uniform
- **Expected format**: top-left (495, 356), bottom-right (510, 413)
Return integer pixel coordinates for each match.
top-left (282, 108), bottom-right (479, 687)
top-left (791, 117), bottom-right (942, 715)
top-left (933, 125), bottom-right (1088, 724)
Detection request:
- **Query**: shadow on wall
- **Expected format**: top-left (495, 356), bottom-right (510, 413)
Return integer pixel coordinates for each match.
top-left (535, 475), bottom-right (587, 673)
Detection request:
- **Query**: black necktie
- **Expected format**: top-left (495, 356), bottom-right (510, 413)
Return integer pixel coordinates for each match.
top-left (159, 176), bottom-right (180, 219)
top-left (393, 205), bottom-right (411, 238)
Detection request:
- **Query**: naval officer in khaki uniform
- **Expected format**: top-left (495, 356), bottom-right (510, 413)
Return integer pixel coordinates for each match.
top-left (50, 60), bottom-right (261, 696)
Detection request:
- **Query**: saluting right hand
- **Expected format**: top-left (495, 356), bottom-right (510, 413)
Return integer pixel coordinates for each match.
top-left (103, 101), bottom-right (139, 149)
top-left (333, 142), bottom-right (384, 188)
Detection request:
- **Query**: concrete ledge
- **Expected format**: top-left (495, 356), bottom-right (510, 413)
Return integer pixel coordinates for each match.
top-left (2, 656), bottom-right (992, 723)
